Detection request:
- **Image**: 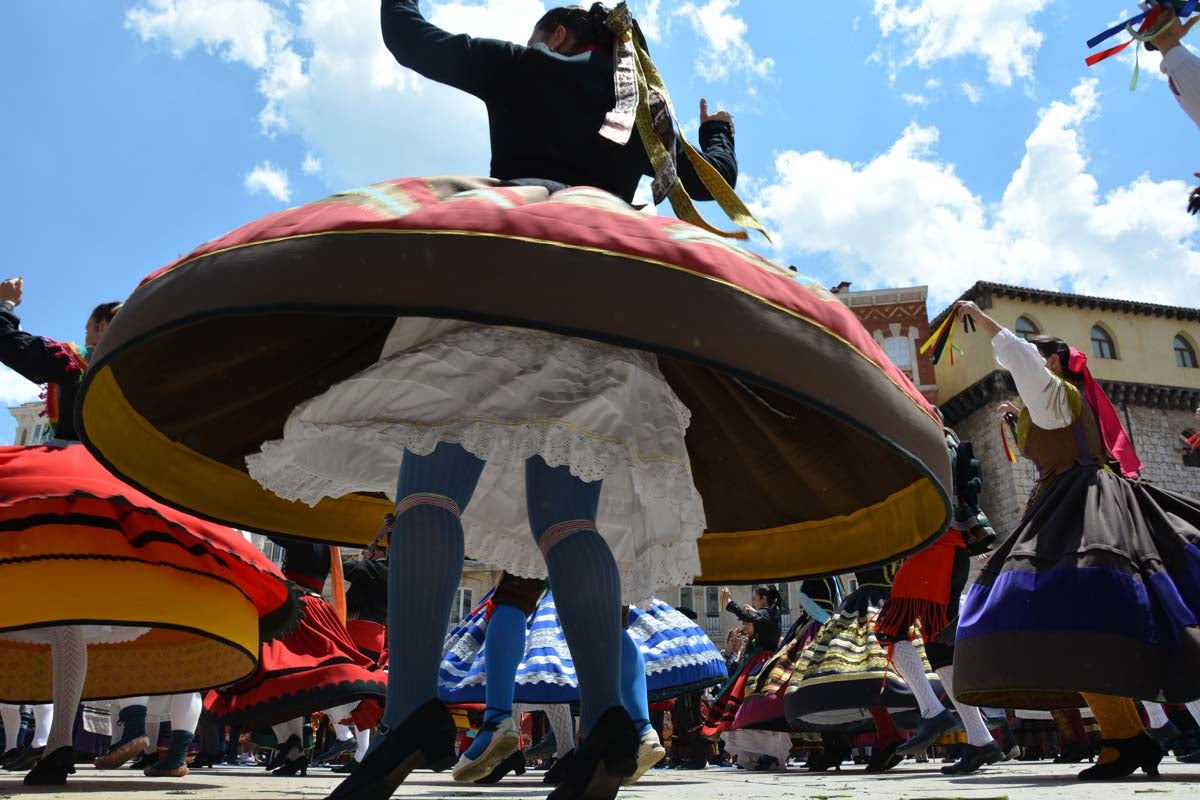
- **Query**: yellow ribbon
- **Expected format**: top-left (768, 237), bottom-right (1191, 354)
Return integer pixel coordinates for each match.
top-left (605, 3), bottom-right (770, 241)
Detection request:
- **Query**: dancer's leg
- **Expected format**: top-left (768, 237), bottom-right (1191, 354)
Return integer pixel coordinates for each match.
top-left (526, 455), bottom-right (619, 737)
top-left (381, 443), bottom-right (485, 731)
top-left (29, 705), bottom-right (52, 749)
top-left (0, 704), bottom-right (21, 753)
top-left (890, 641), bottom-right (942, 718)
top-left (935, 666), bottom-right (992, 747)
top-left (353, 728), bottom-right (370, 762)
top-left (620, 630), bottom-right (652, 737)
top-left (463, 602), bottom-right (526, 761)
top-left (45, 627), bottom-right (86, 755)
top-left (545, 704), bottom-right (577, 757)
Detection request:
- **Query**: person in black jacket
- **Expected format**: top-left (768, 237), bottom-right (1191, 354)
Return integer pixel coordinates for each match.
top-left (698, 587), bottom-right (782, 745)
top-left (0, 277), bottom-right (119, 443)
top-left (380, 0), bottom-right (738, 203)
top-left (320, 6), bottom-right (747, 800)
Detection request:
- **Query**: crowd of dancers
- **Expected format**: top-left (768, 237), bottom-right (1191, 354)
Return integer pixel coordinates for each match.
top-left (2, 2), bottom-right (1200, 799)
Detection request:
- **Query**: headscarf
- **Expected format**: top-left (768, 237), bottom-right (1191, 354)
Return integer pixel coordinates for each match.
top-left (1068, 347), bottom-right (1143, 477)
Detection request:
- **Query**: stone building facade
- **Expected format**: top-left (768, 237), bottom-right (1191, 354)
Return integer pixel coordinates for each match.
top-left (937, 282), bottom-right (1200, 539)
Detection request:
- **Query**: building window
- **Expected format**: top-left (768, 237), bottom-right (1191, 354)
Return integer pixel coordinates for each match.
top-left (1091, 325), bottom-right (1117, 360)
top-left (1176, 335), bottom-right (1198, 369)
top-left (449, 587), bottom-right (474, 628)
top-left (882, 336), bottom-right (913, 370)
top-left (705, 586), bottom-right (721, 635)
top-left (1184, 429), bottom-right (1200, 469)
top-left (16, 429), bottom-right (27, 446)
top-left (1015, 316), bottom-right (1040, 341)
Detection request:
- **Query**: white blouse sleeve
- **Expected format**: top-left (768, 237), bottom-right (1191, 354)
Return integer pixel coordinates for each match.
top-left (992, 328), bottom-right (1072, 430)
top-left (1161, 46), bottom-right (1200, 130)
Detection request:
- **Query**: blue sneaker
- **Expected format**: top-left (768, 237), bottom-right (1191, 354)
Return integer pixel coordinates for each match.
top-left (897, 709), bottom-right (959, 756)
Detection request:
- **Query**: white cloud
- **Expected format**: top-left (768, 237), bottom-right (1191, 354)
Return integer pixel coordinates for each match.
top-left (127, 0), bottom-right (546, 187)
top-left (873, 0), bottom-right (1051, 86)
top-left (674, 0), bottom-right (773, 81)
top-left (632, 0), bottom-right (665, 43)
top-left (244, 161), bottom-right (291, 201)
top-left (902, 92), bottom-right (928, 106)
top-left (924, 78), bottom-right (941, 90)
top-left (301, 151), bottom-right (321, 175)
top-left (0, 368), bottom-right (41, 407)
top-left (750, 78), bottom-right (1200, 307)
top-left (960, 81), bottom-right (981, 103)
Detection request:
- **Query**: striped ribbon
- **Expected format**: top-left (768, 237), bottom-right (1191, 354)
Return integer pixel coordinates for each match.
top-left (603, 3), bottom-right (769, 241)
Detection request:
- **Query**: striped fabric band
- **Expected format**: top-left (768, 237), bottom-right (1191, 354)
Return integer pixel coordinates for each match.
top-left (394, 492), bottom-right (461, 519)
top-left (537, 520), bottom-right (597, 557)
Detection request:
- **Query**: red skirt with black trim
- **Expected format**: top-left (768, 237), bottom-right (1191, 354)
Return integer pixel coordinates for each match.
top-left (700, 649), bottom-right (771, 738)
top-left (206, 593), bottom-right (386, 729)
top-left (346, 619), bottom-right (386, 666)
top-left (0, 444), bottom-right (299, 703)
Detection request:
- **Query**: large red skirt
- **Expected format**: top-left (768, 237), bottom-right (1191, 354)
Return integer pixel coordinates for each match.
top-left (0, 444), bottom-right (299, 703)
top-left (206, 593), bottom-right (386, 729)
top-left (346, 619), bottom-right (386, 665)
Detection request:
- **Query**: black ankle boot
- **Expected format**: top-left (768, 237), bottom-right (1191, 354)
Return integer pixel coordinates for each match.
top-left (1078, 732), bottom-right (1162, 781)
top-left (23, 746), bottom-right (75, 786)
top-left (266, 735), bottom-right (302, 771)
top-left (326, 699), bottom-right (456, 800)
top-left (547, 707), bottom-right (638, 800)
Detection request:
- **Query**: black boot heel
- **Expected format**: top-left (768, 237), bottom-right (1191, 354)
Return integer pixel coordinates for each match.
top-left (326, 700), bottom-right (456, 800)
top-left (548, 707), bottom-right (638, 800)
top-left (1079, 732), bottom-right (1162, 781)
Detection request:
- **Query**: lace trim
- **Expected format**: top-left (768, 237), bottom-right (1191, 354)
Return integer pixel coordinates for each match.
top-left (250, 414), bottom-right (699, 503)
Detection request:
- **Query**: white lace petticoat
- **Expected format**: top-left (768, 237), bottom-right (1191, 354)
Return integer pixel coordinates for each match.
top-left (247, 318), bottom-right (706, 602)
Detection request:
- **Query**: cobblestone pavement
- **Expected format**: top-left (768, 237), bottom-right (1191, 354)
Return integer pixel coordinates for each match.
top-left (1, 758), bottom-right (1197, 800)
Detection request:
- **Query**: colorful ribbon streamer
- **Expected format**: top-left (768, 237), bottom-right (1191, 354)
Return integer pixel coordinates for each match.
top-left (1000, 418), bottom-right (1019, 464)
top-left (919, 313), bottom-right (964, 366)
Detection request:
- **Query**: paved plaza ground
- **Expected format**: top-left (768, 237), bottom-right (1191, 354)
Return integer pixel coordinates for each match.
top-left (1, 758), bottom-right (1197, 800)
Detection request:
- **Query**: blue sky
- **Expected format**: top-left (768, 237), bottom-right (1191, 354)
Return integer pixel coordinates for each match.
top-left (3, 0), bottom-right (1199, 443)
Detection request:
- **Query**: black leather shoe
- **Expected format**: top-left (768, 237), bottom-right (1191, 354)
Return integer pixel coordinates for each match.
top-left (544, 751), bottom-right (573, 785)
top-left (266, 735), bottom-right (302, 771)
top-left (1054, 744), bottom-right (1092, 764)
top-left (1149, 721), bottom-right (1181, 748)
top-left (316, 737), bottom-right (358, 764)
top-left (865, 741), bottom-right (902, 773)
top-left (331, 758), bottom-right (359, 774)
top-left (0, 746), bottom-right (26, 768)
top-left (475, 749), bottom-right (526, 784)
top-left (1079, 732), bottom-right (1162, 780)
top-left (897, 709), bottom-right (958, 756)
top-left (940, 742), bottom-right (1003, 775)
top-left (273, 754), bottom-right (309, 777)
top-left (547, 708), bottom-right (638, 800)
top-left (23, 746), bottom-right (75, 785)
top-left (326, 699), bottom-right (456, 800)
top-left (4, 745), bottom-right (44, 771)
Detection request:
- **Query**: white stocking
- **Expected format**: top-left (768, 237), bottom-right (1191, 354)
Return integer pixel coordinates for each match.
top-left (354, 729), bottom-right (370, 761)
top-left (0, 704), bottom-right (20, 751)
top-left (890, 640), bottom-right (942, 719)
top-left (1142, 702), bottom-right (1170, 728)
top-left (545, 704), bottom-right (576, 756)
top-left (31, 704), bottom-right (52, 749)
top-left (169, 693), bottom-right (202, 735)
top-left (46, 627), bottom-right (87, 754)
top-left (1186, 700), bottom-right (1200, 726)
top-left (936, 666), bottom-right (992, 747)
top-left (321, 703), bottom-right (357, 733)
